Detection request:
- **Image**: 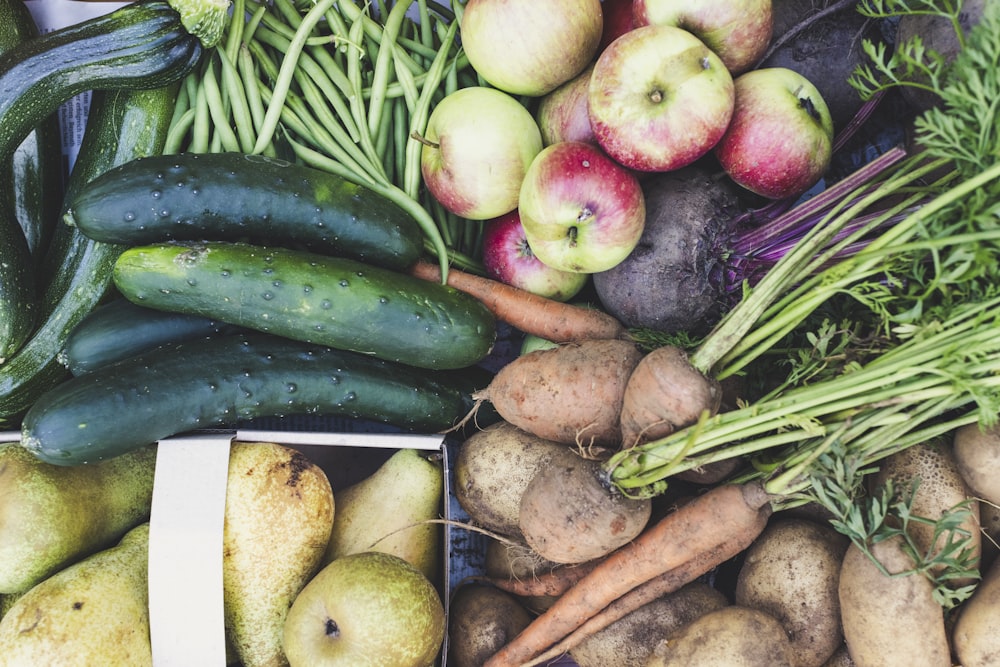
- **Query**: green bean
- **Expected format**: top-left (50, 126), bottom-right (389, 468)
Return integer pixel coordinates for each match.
top-left (163, 108), bottom-right (196, 155)
top-left (403, 20), bottom-right (459, 201)
top-left (251, 26), bottom-right (363, 145)
top-left (218, 50), bottom-right (258, 153)
top-left (237, 44), bottom-right (268, 142)
top-left (366, 0), bottom-right (414, 139)
top-left (251, 0), bottom-right (336, 155)
top-left (189, 74), bottom-right (212, 153)
top-left (288, 137), bottom-right (451, 278)
top-left (202, 55), bottom-right (241, 152)
top-left (344, 15), bottom-right (385, 182)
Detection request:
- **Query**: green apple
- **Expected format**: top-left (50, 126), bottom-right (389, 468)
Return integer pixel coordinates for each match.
top-left (282, 551), bottom-right (445, 667)
top-left (420, 86), bottom-right (543, 220)
top-left (460, 0), bottom-right (604, 97)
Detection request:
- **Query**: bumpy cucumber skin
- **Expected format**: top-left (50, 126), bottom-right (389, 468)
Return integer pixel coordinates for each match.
top-left (66, 152), bottom-right (424, 270)
top-left (22, 332), bottom-right (475, 465)
top-left (113, 241), bottom-right (497, 370)
top-left (62, 298), bottom-right (245, 376)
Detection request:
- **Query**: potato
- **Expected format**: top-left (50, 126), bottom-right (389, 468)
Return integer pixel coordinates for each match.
top-left (978, 498), bottom-right (1000, 572)
top-left (646, 605), bottom-right (797, 666)
top-left (734, 517), bottom-right (850, 667)
top-left (838, 535), bottom-right (951, 667)
top-left (518, 455), bottom-right (652, 564)
top-left (953, 421), bottom-right (1000, 506)
top-left (820, 644), bottom-right (856, 667)
top-left (447, 583), bottom-right (533, 667)
top-left (872, 438), bottom-right (981, 586)
top-left (454, 420), bottom-right (580, 538)
top-left (569, 582), bottom-right (728, 667)
top-left (952, 555), bottom-right (1000, 667)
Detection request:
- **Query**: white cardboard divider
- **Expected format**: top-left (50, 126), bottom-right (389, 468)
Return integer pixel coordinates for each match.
top-left (147, 429), bottom-right (447, 666)
top-left (148, 433), bottom-right (232, 667)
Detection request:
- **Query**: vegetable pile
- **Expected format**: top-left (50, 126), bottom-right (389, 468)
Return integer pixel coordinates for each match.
top-left (2, 0), bottom-right (1000, 665)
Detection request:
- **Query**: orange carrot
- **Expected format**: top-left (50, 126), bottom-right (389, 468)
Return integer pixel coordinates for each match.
top-left (409, 260), bottom-right (629, 343)
top-left (523, 517), bottom-right (760, 666)
top-left (482, 481), bottom-right (773, 667)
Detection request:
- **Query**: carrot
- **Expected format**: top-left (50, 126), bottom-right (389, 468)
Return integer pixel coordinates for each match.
top-left (523, 516), bottom-right (762, 666)
top-left (409, 260), bottom-right (630, 343)
top-left (482, 481), bottom-right (773, 667)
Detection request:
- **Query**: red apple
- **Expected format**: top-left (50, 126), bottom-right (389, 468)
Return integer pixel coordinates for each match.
top-left (713, 67), bottom-right (834, 200)
top-left (599, 0), bottom-right (636, 52)
top-left (588, 24), bottom-right (735, 172)
top-left (518, 141), bottom-right (645, 274)
top-left (535, 64), bottom-right (597, 147)
top-left (482, 210), bottom-right (589, 301)
top-left (420, 86), bottom-right (543, 220)
top-left (633, 0), bottom-right (773, 75)
top-left (460, 0), bottom-right (604, 97)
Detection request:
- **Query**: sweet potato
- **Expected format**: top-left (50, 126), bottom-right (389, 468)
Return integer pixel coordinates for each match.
top-left (472, 338), bottom-right (644, 448)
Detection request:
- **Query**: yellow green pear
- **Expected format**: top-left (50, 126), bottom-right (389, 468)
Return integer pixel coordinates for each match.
top-left (322, 447), bottom-right (443, 583)
top-left (0, 522), bottom-right (151, 666)
top-left (223, 442), bottom-right (335, 667)
top-left (282, 551), bottom-right (445, 667)
top-left (0, 442), bottom-right (156, 594)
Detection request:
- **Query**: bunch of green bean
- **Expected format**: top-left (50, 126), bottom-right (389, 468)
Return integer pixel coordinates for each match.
top-left (164, 0), bottom-right (485, 275)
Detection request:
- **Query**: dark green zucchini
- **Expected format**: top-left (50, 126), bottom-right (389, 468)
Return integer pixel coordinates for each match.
top-left (113, 241), bottom-right (497, 370)
top-left (22, 331), bottom-right (477, 465)
top-left (1, 0), bottom-right (63, 259)
top-left (0, 0), bottom-right (205, 164)
top-left (0, 84), bottom-right (179, 426)
top-left (65, 152), bottom-right (425, 270)
top-left (63, 297), bottom-right (246, 376)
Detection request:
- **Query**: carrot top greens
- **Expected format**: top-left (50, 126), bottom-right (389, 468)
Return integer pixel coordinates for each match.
top-left (605, 0), bottom-right (1000, 607)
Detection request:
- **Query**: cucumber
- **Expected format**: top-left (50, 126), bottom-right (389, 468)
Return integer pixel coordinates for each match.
top-left (62, 298), bottom-right (246, 376)
top-left (0, 85), bottom-right (179, 425)
top-left (22, 331), bottom-right (477, 465)
top-left (66, 152), bottom-right (425, 270)
top-left (113, 241), bottom-right (497, 370)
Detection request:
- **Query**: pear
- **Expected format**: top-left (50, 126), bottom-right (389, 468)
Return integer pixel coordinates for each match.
top-left (0, 522), bottom-right (151, 666)
top-left (223, 441), bottom-right (335, 667)
top-left (321, 447), bottom-right (443, 583)
top-left (283, 551), bottom-right (445, 667)
top-left (0, 441), bottom-right (156, 594)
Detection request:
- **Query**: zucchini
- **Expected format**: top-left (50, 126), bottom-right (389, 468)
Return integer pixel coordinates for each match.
top-left (62, 298), bottom-right (245, 376)
top-left (0, 84), bottom-right (179, 425)
top-left (113, 241), bottom-right (497, 370)
top-left (0, 0), bottom-right (205, 163)
top-left (22, 331), bottom-right (477, 465)
top-left (1, 0), bottom-right (62, 259)
top-left (65, 151), bottom-right (424, 270)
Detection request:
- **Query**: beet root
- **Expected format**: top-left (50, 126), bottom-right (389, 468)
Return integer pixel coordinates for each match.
top-left (593, 166), bottom-right (742, 334)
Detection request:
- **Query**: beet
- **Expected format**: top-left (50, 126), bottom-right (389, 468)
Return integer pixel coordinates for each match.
top-left (592, 166), bottom-right (743, 333)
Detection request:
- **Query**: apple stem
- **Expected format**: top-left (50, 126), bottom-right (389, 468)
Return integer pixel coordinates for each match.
top-left (409, 131), bottom-right (438, 149)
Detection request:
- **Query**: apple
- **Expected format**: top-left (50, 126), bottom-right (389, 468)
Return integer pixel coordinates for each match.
top-left (518, 141), bottom-right (645, 274)
top-left (482, 210), bottom-right (589, 302)
top-left (598, 0), bottom-right (637, 52)
top-left (420, 86), bottom-right (543, 220)
top-left (633, 0), bottom-right (773, 74)
top-left (535, 63), bottom-right (598, 147)
top-left (587, 24), bottom-right (735, 172)
top-left (460, 0), bottom-right (604, 96)
top-left (713, 67), bottom-right (834, 200)
top-left (282, 551), bottom-right (445, 667)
